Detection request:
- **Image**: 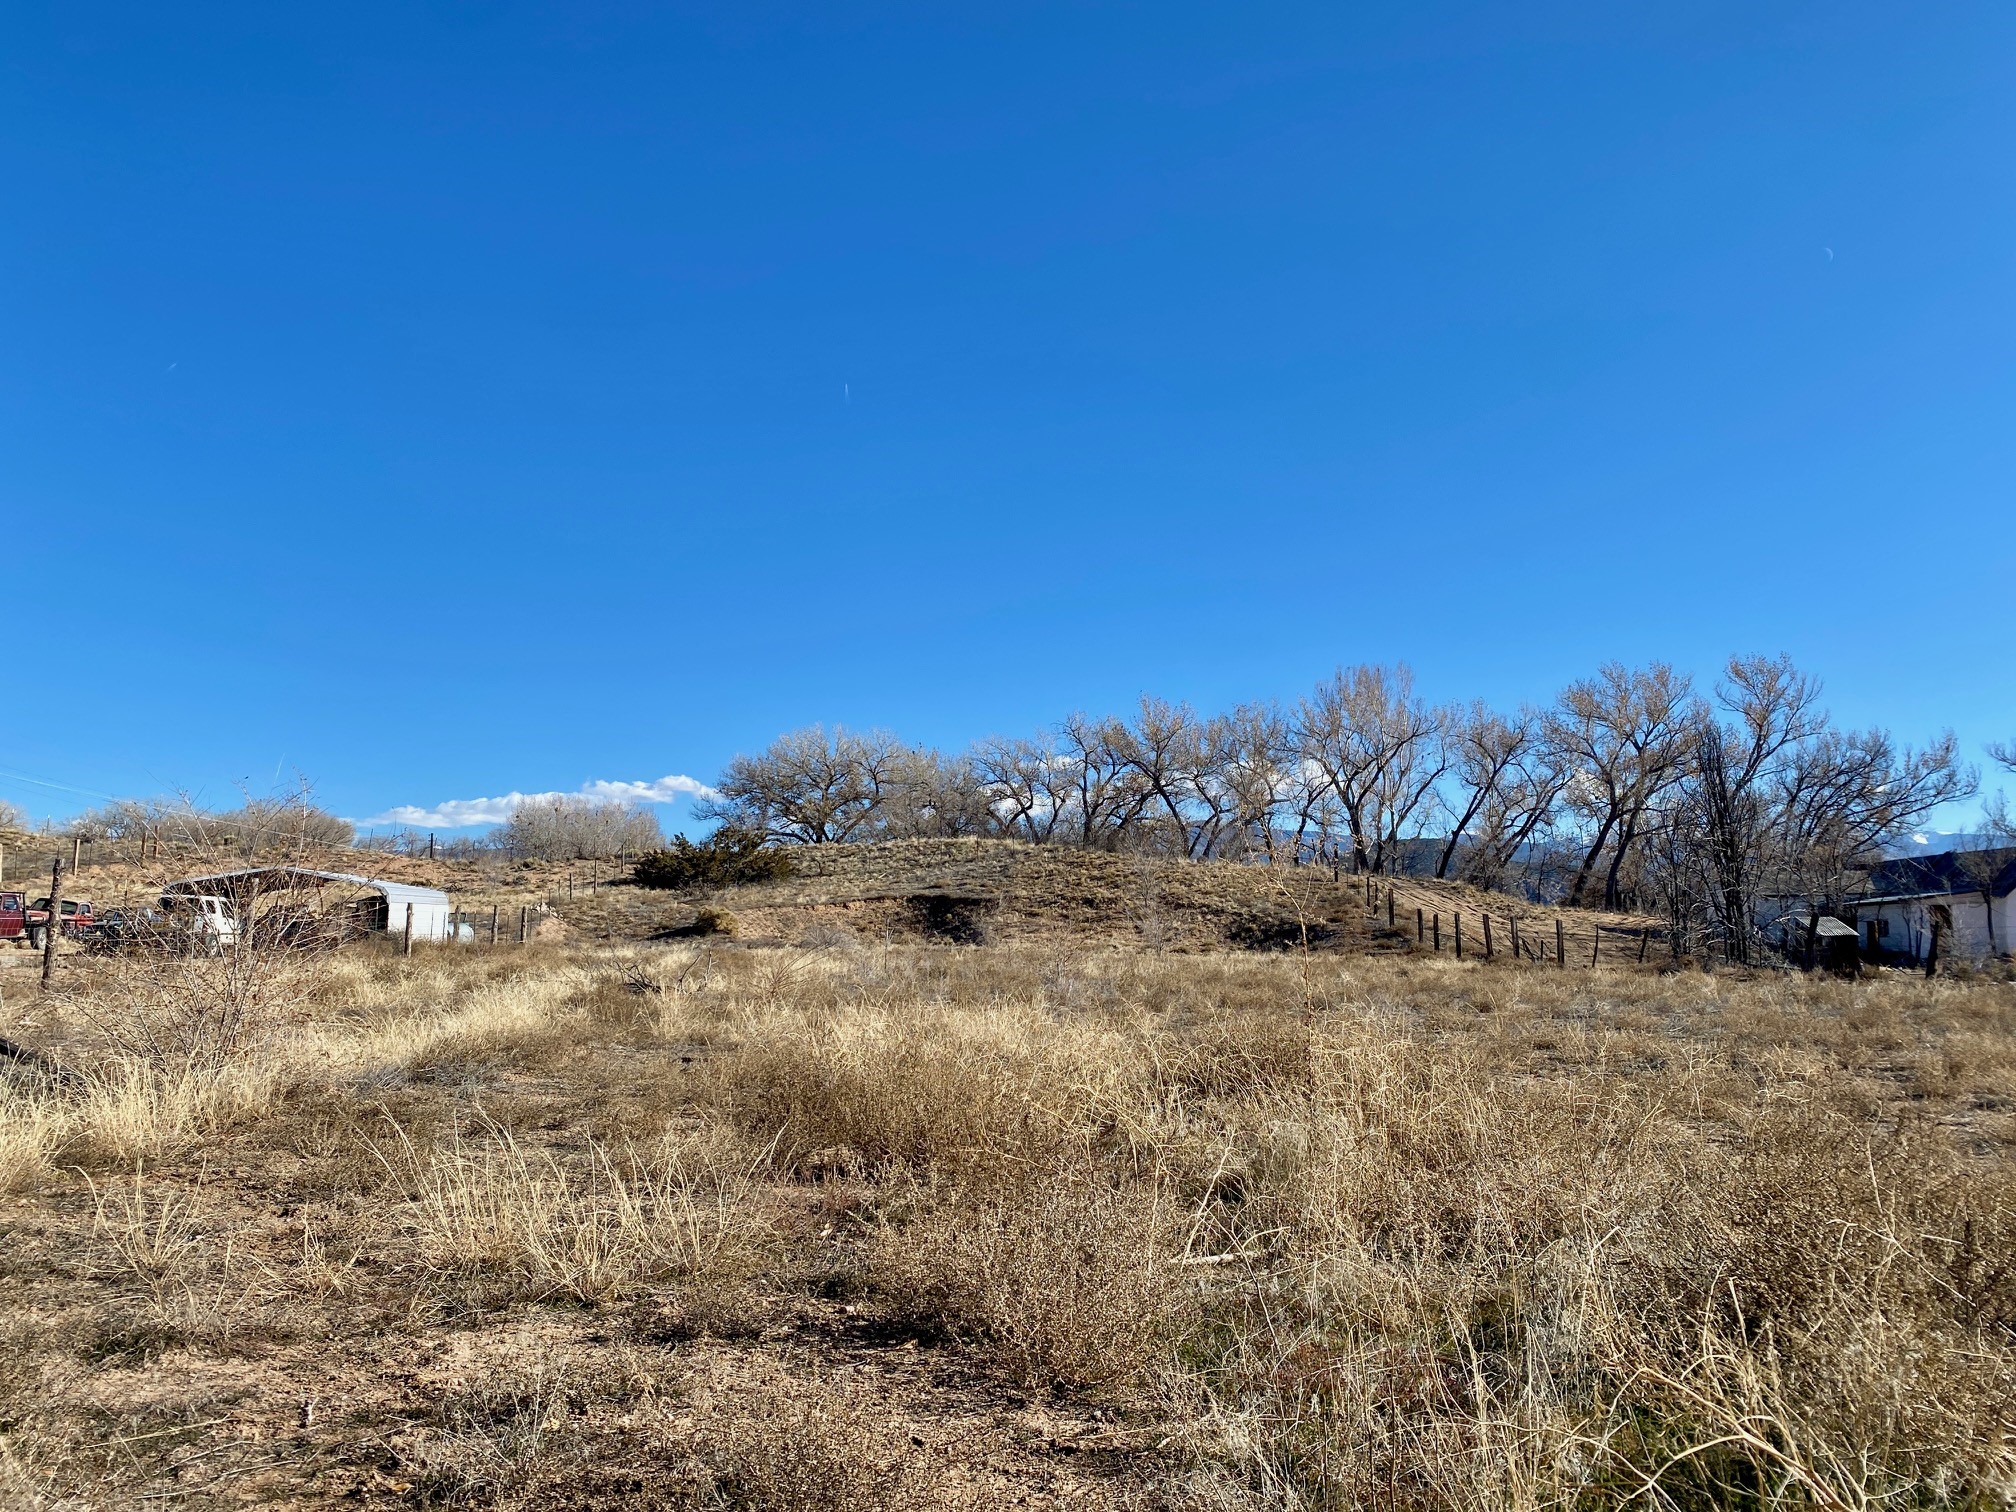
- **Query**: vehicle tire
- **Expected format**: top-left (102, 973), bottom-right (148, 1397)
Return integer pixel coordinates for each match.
top-left (25, 926), bottom-right (44, 952)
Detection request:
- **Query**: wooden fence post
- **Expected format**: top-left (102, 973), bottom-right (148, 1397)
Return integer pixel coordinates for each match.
top-left (1509, 917), bottom-right (1519, 959)
top-left (1925, 921), bottom-right (1941, 978)
top-left (403, 902), bottom-right (414, 956)
top-left (490, 904), bottom-right (500, 945)
top-left (71, 836), bottom-right (81, 872)
top-left (1453, 913), bottom-right (1462, 958)
top-left (1638, 929), bottom-right (1650, 964)
top-left (1432, 914), bottom-right (1440, 951)
top-left (1386, 887), bottom-right (1395, 929)
top-left (1415, 908), bottom-right (1424, 944)
top-left (1592, 929), bottom-right (1601, 967)
top-left (1555, 918), bottom-right (1566, 967)
top-left (1482, 913), bottom-right (1493, 960)
top-left (40, 858), bottom-right (63, 987)
top-left (518, 905), bottom-right (529, 945)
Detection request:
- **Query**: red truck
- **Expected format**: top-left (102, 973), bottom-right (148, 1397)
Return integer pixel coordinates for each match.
top-left (0, 892), bottom-right (96, 950)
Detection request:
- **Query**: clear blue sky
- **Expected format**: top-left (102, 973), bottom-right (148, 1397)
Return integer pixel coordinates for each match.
top-left (6, 1), bottom-right (2012, 832)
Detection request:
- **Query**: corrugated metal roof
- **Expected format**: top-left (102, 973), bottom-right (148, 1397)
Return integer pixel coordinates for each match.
top-left (162, 867), bottom-right (450, 910)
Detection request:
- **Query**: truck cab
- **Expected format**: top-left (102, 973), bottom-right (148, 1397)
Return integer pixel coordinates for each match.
top-left (0, 892), bottom-right (24, 942)
top-left (20, 896), bottom-right (95, 949)
top-left (160, 893), bottom-right (239, 953)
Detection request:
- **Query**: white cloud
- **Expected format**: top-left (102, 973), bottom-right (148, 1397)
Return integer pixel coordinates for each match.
top-left (352, 774), bottom-right (716, 830)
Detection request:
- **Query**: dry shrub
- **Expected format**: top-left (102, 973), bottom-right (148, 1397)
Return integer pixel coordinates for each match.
top-left (79, 945), bottom-right (315, 1075)
top-left (695, 1014), bottom-right (1115, 1178)
top-left (399, 1355), bottom-right (927, 1511)
top-left (401, 1358), bottom-right (601, 1508)
top-left (680, 1360), bottom-right (928, 1511)
top-left (376, 1118), bottom-right (774, 1307)
top-left (871, 1166), bottom-right (1187, 1394)
top-left (0, 1082), bottom-right (64, 1193)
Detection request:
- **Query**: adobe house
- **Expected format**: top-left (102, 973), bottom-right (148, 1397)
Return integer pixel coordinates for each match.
top-left (1854, 848), bottom-right (2016, 963)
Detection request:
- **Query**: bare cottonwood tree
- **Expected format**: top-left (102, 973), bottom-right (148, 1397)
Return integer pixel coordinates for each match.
top-left (1109, 697), bottom-right (1210, 856)
top-left (1686, 656), bottom-right (1830, 960)
top-left (1057, 712), bottom-right (1151, 850)
top-left (701, 726), bottom-right (906, 843)
top-left (970, 735), bottom-right (1069, 843)
top-left (1202, 703), bottom-right (1293, 861)
top-left (1551, 662), bottom-right (1697, 908)
top-left (871, 749), bottom-right (994, 839)
top-left (1295, 665), bottom-right (1446, 873)
top-left (1433, 704), bottom-right (1566, 885)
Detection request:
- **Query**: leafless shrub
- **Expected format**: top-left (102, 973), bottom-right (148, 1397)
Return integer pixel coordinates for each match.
top-left (498, 795), bottom-right (663, 861)
top-left (680, 1361), bottom-right (928, 1511)
top-left (870, 1167), bottom-right (1187, 1394)
top-left (78, 947), bottom-right (314, 1077)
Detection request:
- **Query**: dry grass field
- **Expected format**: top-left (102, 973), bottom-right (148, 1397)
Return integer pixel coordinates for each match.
top-left (2, 871), bottom-right (2013, 1508)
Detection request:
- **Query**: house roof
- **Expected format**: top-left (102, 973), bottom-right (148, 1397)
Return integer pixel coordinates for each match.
top-left (1860, 848), bottom-right (2016, 902)
top-left (162, 867), bottom-right (450, 911)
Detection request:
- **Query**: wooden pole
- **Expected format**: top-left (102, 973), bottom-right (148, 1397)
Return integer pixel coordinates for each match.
top-left (403, 901), bottom-right (414, 956)
top-left (1509, 917), bottom-right (1519, 959)
top-left (489, 904), bottom-right (499, 945)
top-left (1453, 912), bottom-right (1462, 958)
top-left (1592, 929), bottom-right (1601, 967)
top-left (1555, 917), bottom-right (1566, 968)
top-left (40, 858), bottom-right (62, 987)
top-left (518, 905), bottom-right (529, 945)
top-left (1925, 921), bottom-right (1941, 978)
top-left (70, 836), bottom-right (81, 872)
top-left (1481, 913), bottom-right (1492, 960)
top-left (1432, 914), bottom-right (1440, 951)
top-left (1638, 929), bottom-right (1649, 964)
top-left (428, 832), bottom-right (436, 862)
top-left (1, 841), bottom-right (6, 884)
top-left (1415, 908), bottom-right (1424, 944)
top-left (1386, 887), bottom-right (1395, 928)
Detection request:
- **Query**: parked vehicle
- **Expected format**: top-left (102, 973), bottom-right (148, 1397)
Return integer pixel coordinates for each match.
top-left (2, 895), bottom-right (98, 950)
top-left (162, 893), bottom-right (239, 954)
top-left (88, 895), bottom-right (240, 955)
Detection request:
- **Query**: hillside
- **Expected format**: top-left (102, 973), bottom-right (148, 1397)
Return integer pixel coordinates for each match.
top-left (0, 829), bottom-right (1670, 969)
top-left (550, 838), bottom-right (1666, 963)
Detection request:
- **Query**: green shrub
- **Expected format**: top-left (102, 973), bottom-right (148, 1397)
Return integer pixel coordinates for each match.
top-left (633, 829), bottom-right (794, 891)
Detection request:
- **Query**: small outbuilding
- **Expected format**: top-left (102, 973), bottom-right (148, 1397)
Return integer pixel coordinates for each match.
top-left (1774, 912), bottom-right (1862, 974)
top-left (162, 867), bottom-right (457, 943)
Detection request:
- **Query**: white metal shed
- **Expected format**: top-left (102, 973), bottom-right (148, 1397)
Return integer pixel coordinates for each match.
top-left (162, 867), bottom-right (456, 942)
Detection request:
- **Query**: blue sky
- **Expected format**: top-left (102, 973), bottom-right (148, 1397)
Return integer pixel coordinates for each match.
top-left (5, 1), bottom-right (2012, 834)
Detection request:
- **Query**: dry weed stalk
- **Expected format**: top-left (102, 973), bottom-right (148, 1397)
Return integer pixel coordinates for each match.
top-left (375, 1115), bottom-right (773, 1306)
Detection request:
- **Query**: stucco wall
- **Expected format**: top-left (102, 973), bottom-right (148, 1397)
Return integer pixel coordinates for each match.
top-left (1858, 894), bottom-right (2010, 960)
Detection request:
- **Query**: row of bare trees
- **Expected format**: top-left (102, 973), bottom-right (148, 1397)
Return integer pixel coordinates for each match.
top-left (700, 657), bottom-right (1984, 942)
top-left (61, 794), bottom-right (355, 854)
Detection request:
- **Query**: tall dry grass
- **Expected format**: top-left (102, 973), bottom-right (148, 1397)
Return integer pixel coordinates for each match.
top-left (373, 1116), bottom-right (774, 1307)
top-left (674, 945), bottom-right (2016, 1507)
top-left (3, 931), bottom-right (2012, 1508)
